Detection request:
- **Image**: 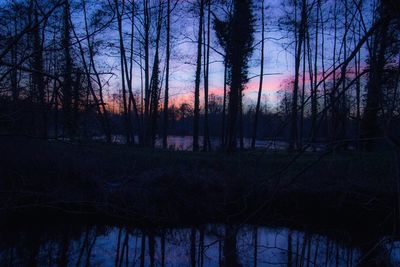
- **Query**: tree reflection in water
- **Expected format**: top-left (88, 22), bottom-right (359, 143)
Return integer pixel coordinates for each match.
top-left (0, 223), bottom-right (398, 266)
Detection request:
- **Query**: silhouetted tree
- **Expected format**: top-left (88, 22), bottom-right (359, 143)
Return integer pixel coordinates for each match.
top-left (251, 0), bottom-right (265, 149)
top-left (214, 0), bottom-right (255, 152)
top-left (193, 0), bottom-right (204, 152)
top-left (361, 0), bottom-right (399, 151)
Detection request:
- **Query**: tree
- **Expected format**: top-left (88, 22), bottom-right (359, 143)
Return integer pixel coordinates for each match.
top-left (214, 0), bottom-right (255, 152)
top-left (193, 0), bottom-right (204, 152)
top-left (361, 0), bottom-right (398, 151)
top-left (30, 0), bottom-right (47, 137)
top-left (61, 0), bottom-right (75, 138)
top-left (115, 0), bottom-right (133, 144)
top-left (251, 0), bottom-right (265, 149)
top-left (148, 1), bottom-right (163, 147)
top-left (70, 0), bottom-right (112, 143)
top-left (203, 0), bottom-right (211, 151)
top-left (163, 0), bottom-right (171, 149)
top-left (289, 0), bottom-right (307, 151)
top-left (143, 0), bottom-right (151, 146)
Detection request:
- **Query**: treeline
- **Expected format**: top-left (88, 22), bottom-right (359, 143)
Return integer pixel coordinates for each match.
top-left (0, 0), bottom-right (399, 152)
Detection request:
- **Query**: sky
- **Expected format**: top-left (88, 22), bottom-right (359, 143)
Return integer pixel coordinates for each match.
top-left (66, 0), bottom-right (375, 112)
top-left (162, 0), bottom-right (292, 109)
top-left (84, 0), bottom-right (296, 111)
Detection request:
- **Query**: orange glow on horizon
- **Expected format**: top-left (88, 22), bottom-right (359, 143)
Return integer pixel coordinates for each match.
top-left (168, 75), bottom-right (288, 106)
top-left (104, 75), bottom-right (289, 113)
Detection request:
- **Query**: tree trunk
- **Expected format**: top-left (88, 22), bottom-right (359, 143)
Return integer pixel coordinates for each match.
top-left (251, 0), bottom-right (265, 149)
top-left (115, 0), bottom-right (133, 144)
top-left (83, 0), bottom-right (111, 143)
top-left (32, 1), bottom-right (47, 137)
top-left (143, 0), bottom-right (150, 146)
top-left (148, 3), bottom-right (163, 147)
top-left (193, 0), bottom-right (204, 151)
top-left (221, 60), bottom-right (227, 147)
top-left (163, 0), bottom-right (171, 149)
top-left (299, 35), bottom-right (306, 150)
top-left (311, 0), bottom-right (319, 144)
top-left (203, 0), bottom-right (211, 151)
top-left (61, 0), bottom-right (74, 138)
top-left (289, 0), bottom-right (306, 151)
top-left (361, 3), bottom-right (390, 151)
top-left (70, 0), bottom-right (112, 143)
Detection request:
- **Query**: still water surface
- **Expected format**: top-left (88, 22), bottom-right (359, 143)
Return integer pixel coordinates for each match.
top-left (1, 223), bottom-right (398, 266)
top-left (95, 135), bottom-right (297, 151)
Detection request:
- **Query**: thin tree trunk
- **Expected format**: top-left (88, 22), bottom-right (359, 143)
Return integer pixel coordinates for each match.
top-left (251, 0), bottom-right (265, 149)
top-left (319, 1), bottom-right (328, 142)
top-left (148, 2), bottom-right (163, 147)
top-left (306, 25), bottom-right (314, 147)
top-left (124, 0), bottom-right (139, 144)
top-left (239, 91), bottom-right (244, 150)
top-left (203, 0), bottom-right (211, 151)
top-left (163, 0), bottom-right (171, 149)
top-left (221, 60), bottom-right (227, 147)
top-left (289, 0), bottom-right (306, 151)
top-left (143, 0), bottom-right (150, 146)
top-left (32, 1), bottom-right (47, 137)
top-left (330, 0), bottom-right (338, 147)
top-left (83, 0), bottom-right (111, 143)
top-left (70, 0), bottom-right (112, 143)
top-left (10, 19), bottom-right (19, 102)
top-left (61, 0), bottom-right (74, 138)
top-left (193, 0), bottom-right (204, 151)
top-left (354, 8), bottom-right (362, 150)
top-left (311, 0), bottom-right (319, 144)
top-left (115, 0), bottom-right (132, 144)
top-left (339, 0), bottom-right (349, 148)
top-left (299, 35), bottom-right (306, 150)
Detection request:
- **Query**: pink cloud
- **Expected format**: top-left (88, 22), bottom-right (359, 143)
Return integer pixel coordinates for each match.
top-left (169, 75), bottom-right (288, 106)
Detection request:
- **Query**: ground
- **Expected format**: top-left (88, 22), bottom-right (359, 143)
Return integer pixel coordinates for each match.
top-left (0, 136), bottom-right (397, 242)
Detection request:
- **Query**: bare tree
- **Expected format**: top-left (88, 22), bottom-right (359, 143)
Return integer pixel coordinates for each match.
top-left (251, 0), bottom-right (265, 149)
top-left (193, 0), bottom-right (204, 152)
top-left (203, 0), bottom-right (211, 151)
top-left (289, 0), bottom-right (307, 151)
top-left (163, 0), bottom-right (171, 149)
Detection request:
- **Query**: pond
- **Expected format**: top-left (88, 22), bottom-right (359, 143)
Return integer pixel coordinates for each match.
top-left (93, 135), bottom-right (318, 151)
top-left (0, 220), bottom-right (398, 266)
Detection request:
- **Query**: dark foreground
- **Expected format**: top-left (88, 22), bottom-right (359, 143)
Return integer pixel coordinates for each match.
top-left (0, 137), bottom-right (399, 266)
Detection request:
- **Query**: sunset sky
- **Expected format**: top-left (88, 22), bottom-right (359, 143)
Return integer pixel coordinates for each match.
top-left (93, 0), bottom-right (296, 110)
top-left (74, 0), bottom-right (372, 112)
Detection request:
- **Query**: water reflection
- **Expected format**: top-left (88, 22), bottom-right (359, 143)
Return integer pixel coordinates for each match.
top-left (1, 223), bottom-right (398, 266)
top-left (94, 134), bottom-right (296, 151)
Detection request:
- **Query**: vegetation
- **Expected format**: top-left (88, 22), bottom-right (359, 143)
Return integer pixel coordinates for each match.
top-left (0, 0), bottom-right (397, 151)
top-left (0, 137), bottom-right (396, 230)
top-left (0, 0), bottom-right (399, 265)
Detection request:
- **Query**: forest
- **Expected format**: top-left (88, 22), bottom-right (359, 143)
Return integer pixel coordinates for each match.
top-left (0, 0), bottom-right (399, 266)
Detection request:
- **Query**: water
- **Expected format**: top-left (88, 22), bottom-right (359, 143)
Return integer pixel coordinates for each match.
top-left (93, 135), bottom-right (306, 151)
top-left (0, 222), bottom-right (398, 266)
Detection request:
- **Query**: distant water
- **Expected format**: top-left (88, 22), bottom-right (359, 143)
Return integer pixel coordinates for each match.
top-left (1, 223), bottom-right (397, 266)
top-left (93, 135), bottom-right (306, 151)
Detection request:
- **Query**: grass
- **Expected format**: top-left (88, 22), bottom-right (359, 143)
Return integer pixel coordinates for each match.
top-left (0, 136), bottom-right (397, 236)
